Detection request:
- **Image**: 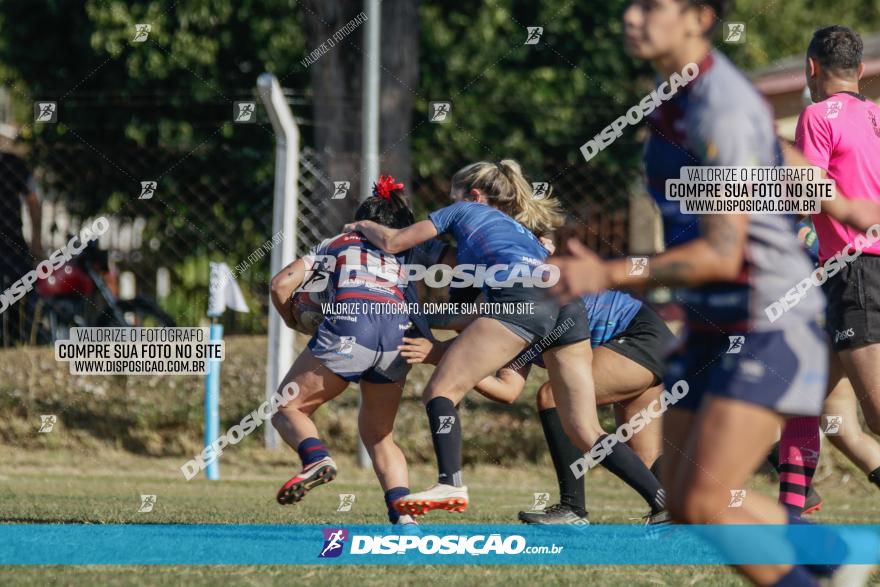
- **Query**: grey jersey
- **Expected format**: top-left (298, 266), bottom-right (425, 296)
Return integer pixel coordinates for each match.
top-left (645, 50), bottom-right (823, 331)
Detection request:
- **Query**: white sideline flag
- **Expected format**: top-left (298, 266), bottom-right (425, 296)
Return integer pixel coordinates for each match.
top-left (208, 262), bottom-right (250, 317)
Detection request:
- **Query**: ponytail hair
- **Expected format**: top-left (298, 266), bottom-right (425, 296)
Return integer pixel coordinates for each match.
top-left (354, 175), bottom-right (415, 229)
top-left (450, 159), bottom-right (565, 236)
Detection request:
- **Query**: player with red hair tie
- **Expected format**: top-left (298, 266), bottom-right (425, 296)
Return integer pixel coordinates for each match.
top-left (268, 175), bottom-right (447, 526)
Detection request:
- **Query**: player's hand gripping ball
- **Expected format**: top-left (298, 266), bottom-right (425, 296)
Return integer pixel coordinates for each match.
top-left (290, 290), bottom-right (325, 335)
top-left (289, 260), bottom-right (332, 335)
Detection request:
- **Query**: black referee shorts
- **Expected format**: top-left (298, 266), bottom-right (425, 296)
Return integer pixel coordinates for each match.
top-left (824, 254), bottom-right (880, 351)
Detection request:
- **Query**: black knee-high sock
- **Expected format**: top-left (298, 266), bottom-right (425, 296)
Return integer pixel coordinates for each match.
top-left (594, 434), bottom-right (665, 513)
top-left (766, 442), bottom-right (781, 471)
top-left (650, 454), bottom-right (663, 480)
top-left (869, 467), bottom-right (880, 490)
top-left (538, 408), bottom-right (586, 514)
top-left (426, 397), bottom-right (463, 487)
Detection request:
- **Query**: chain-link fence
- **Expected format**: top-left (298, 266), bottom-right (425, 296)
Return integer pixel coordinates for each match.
top-left (1, 91), bottom-right (642, 347)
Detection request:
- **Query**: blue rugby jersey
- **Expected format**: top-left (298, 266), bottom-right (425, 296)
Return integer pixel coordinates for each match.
top-left (523, 290), bottom-right (642, 369)
top-left (584, 290), bottom-right (642, 346)
top-left (428, 201), bottom-right (550, 286)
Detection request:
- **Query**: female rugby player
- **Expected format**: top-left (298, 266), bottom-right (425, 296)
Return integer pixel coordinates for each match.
top-left (269, 176), bottom-right (445, 525)
top-left (400, 285), bottom-right (674, 525)
top-left (346, 160), bottom-right (663, 519)
top-left (551, 1), bottom-right (880, 585)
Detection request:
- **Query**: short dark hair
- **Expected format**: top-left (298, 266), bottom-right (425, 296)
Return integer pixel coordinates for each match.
top-left (808, 26), bottom-right (863, 74)
top-left (354, 188), bottom-right (414, 230)
top-left (679, 0), bottom-right (731, 35)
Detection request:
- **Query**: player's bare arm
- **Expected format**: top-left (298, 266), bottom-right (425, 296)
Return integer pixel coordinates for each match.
top-left (269, 258), bottom-right (307, 328)
top-left (473, 365), bottom-right (530, 405)
top-left (398, 336), bottom-right (453, 365)
top-left (782, 140), bottom-right (880, 231)
top-left (549, 214), bottom-right (748, 300)
top-left (343, 218), bottom-right (438, 254)
top-left (398, 335), bottom-right (528, 403)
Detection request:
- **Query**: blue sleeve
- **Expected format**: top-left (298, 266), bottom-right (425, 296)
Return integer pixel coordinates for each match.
top-left (410, 238), bottom-right (448, 266)
top-left (428, 202), bottom-right (468, 235)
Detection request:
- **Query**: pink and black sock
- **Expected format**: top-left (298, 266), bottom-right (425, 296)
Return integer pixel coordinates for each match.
top-left (385, 486), bottom-right (410, 523)
top-left (778, 417), bottom-right (820, 514)
top-left (297, 437), bottom-right (330, 467)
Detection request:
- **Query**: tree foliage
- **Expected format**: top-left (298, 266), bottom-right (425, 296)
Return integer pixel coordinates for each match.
top-left (412, 0), bottom-right (880, 211)
top-left (0, 0), bottom-right (308, 217)
top-left (2, 0), bottom-right (880, 224)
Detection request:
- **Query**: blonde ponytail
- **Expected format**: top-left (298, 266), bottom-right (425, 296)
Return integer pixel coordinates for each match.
top-left (450, 159), bottom-right (564, 236)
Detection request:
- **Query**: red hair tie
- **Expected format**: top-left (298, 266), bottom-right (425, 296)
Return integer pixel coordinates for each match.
top-left (373, 175), bottom-right (404, 200)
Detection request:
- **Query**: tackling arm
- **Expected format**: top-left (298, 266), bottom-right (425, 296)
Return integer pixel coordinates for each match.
top-left (269, 258), bottom-right (307, 328)
top-left (473, 365), bottom-right (530, 405)
top-left (343, 219), bottom-right (439, 254)
top-left (550, 214), bottom-right (748, 300)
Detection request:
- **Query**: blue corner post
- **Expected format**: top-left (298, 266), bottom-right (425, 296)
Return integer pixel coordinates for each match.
top-left (204, 319), bottom-right (223, 480)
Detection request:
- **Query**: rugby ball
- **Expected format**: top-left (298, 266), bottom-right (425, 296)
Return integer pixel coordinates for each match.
top-left (291, 291), bottom-right (325, 335)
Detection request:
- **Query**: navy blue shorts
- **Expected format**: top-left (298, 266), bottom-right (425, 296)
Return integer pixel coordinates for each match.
top-left (665, 321), bottom-right (827, 416)
top-left (308, 310), bottom-right (415, 384)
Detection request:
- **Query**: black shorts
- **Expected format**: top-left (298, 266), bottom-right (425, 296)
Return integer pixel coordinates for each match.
top-left (599, 305), bottom-right (674, 382)
top-left (483, 286), bottom-right (563, 343)
top-left (481, 287), bottom-right (590, 349)
top-left (542, 299), bottom-right (591, 348)
top-left (823, 254), bottom-right (880, 351)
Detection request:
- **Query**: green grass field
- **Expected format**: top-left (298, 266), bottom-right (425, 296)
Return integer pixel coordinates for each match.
top-left (3, 338), bottom-right (880, 585)
top-left (3, 444), bottom-right (880, 586)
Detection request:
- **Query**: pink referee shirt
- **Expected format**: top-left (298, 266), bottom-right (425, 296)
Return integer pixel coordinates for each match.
top-left (795, 91), bottom-right (880, 262)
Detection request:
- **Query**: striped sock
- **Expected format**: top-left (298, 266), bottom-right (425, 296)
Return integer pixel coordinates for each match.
top-left (385, 486), bottom-right (410, 523)
top-left (297, 437), bottom-right (330, 466)
top-left (770, 565), bottom-right (818, 586)
top-left (787, 511), bottom-right (842, 578)
top-left (778, 417), bottom-right (820, 514)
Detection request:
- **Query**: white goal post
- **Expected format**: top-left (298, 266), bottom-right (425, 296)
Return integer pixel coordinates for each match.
top-left (257, 73), bottom-right (298, 450)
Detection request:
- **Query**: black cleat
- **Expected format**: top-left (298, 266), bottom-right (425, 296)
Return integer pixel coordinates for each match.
top-left (518, 503), bottom-right (590, 525)
top-left (643, 509), bottom-right (671, 525)
top-left (643, 509), bottom-right (673, 540)
top-left (803, 486), bottom-right (824, 515)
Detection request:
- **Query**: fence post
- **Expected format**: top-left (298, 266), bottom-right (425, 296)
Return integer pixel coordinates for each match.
top-left (257, 73), bottom-right (298, 450)
top-left (354, 0), bottom-right (382, 470)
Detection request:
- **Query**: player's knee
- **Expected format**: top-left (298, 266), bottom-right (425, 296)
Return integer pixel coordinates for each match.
top-left (676, 478), bottom-right (723, 524)
top-left (422, 381), bottom-right (466, 406)
top-left (536, 382), bottom-right (556, 410)
top-left (421, 384), bottom-right (438, 406)
top-left (678, 497), bottom-right (716, 525)
top-left (270, 397), bottom-right (304, 427)
top-left (558, 417), bottom-right (601, 451)
top-left (269, 410), bottom-right (287, 431)
top-left (359, 423), bottom-right (393, 446)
